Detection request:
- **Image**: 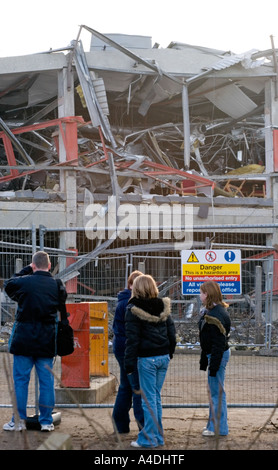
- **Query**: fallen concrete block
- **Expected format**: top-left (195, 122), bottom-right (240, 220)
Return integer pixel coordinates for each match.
top-left (33, 188), bottom-right (49, 200)
top-left (15, 189), bottom-right (33, 199)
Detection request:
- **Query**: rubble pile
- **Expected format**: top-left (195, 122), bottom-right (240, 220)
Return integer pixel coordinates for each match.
top-left (174, 315), bottom-right (278, 351)
top-left (0, 26), bottom-right (273, 202)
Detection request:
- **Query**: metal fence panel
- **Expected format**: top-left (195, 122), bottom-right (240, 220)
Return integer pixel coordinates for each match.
top-left (0, 226), bottom-right (277, 409)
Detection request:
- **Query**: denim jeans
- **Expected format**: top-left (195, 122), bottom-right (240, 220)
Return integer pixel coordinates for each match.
top-left (207, 348), bottom-right (230, 435)
top-left (13, 355), bottom-right (55, 425)
top-left (112, 353), bottom-right (144, 433)
top-left (137, 354), bottom-right (170, 447)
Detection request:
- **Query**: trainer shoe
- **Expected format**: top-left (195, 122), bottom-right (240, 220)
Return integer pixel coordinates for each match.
top-left (130, 441), bottom-right (142, 448)
top-left (3, 419), bottom-right (26, 431)
top-left (41, 423), bottom-right (55, 432)
top-left (202, 428), bottom-right (215, 436)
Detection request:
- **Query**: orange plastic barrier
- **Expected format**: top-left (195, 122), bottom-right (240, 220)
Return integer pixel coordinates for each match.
top-left (61, 303), bottom-right (90, 388)
top-left (60, 302), bottom-right (109, 388)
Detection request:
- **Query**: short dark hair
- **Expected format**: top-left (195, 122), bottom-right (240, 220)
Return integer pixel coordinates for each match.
top-left (32, 251), bottom-right (50, 270)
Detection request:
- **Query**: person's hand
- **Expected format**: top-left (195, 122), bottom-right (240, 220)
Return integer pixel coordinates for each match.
top-left (127, 372), bottom-right (140, 392)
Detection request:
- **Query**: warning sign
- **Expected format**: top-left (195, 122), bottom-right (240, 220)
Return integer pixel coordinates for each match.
top-left (187, 252), bottom-right (199, 263)
top-left (181, 249), bottom-right (241, 295)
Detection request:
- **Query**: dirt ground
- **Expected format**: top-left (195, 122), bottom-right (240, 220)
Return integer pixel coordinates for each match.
top-left (0, 405), bottom-right (277, 451)
top-left (0, 351), bottom-right (277, 451)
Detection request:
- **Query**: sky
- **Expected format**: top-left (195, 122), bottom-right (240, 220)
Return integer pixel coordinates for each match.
top-left (1, 0), bottom-right (278, 57)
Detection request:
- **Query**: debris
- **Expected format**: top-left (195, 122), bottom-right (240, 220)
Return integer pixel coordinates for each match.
top-left (0, 26), bottom-right (273, 200)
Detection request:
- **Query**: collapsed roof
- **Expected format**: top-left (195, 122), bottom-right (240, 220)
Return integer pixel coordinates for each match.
top-left (0, 25), bottom-right (276, 200)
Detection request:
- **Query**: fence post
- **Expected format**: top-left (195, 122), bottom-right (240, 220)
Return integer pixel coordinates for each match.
top-left (255, 265), bottom-right (263, 344)
top-left (32, 224), bottom-right (39, 416)
top-left (264, 258), bottom-right (273, 349)
top-left (39, 225), bottom-right (45, 251)
top-left (32, 224), bottom-right (36, 254)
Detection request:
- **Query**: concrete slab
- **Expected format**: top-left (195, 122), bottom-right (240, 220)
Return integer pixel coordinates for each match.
top-left (55, 375), bottom-right (116, 405)
top-left (15, 189), bottom-right (33, 200)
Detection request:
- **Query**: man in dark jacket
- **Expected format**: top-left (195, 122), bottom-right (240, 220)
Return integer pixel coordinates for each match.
top-left (112, 270), bottom-right (144, 434)
top-left (3, 251), bottom-right (67, 432)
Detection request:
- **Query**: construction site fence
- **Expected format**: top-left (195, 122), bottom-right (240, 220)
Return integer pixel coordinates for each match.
top-left (0, 224), bottom-right (277, 409)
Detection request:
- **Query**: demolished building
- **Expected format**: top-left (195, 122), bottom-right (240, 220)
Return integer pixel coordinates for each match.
top-left (0, 25), bottom-right (278, 321)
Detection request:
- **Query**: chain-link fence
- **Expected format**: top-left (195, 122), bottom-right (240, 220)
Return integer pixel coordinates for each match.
top-left (0, 225), bottom-right (277, 409)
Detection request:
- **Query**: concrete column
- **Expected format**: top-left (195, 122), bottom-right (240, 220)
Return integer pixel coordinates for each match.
top-left (57, 65), bottom-right (77, 273)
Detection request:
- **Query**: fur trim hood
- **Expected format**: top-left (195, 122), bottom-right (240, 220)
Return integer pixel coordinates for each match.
top-left (198, 304), bottom-right (231, 375)
top-left (204, 314), bottom-right (227, 335)
top-left (128, 297), bottom-right (171, 323)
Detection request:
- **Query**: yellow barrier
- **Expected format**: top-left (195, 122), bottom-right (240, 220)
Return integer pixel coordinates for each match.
top-left (89, 302), bottom-right (109, 377)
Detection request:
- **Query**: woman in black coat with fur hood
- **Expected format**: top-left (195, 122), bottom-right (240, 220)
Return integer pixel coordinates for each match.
top-left (124, 274), bottom-right (176, 448)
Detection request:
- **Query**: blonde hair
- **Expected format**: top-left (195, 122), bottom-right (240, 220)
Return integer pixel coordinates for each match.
top-left (32, 251), bottom-right (50, 270)
top-left (200, 281), bottom-right (228, 309)
top-left (131, 274), bottom-right (159, 299)
top-left (127, 270), bottom-right (143, 289)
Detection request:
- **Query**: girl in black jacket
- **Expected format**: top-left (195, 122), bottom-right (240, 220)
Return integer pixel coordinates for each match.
top-left (124, 274), bottom-right (176, 448)
top-left (198, 281), bottom-right (231, 436)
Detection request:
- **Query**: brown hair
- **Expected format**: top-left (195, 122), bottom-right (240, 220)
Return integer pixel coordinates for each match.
top-left (131, 274), bottom-right (159, 299)
top-left (127, 270), bottom-right (143, 289)
top-left (200, 281), bottom-right (228, 310)
top-left (32, 251), bottom-right (50, 270)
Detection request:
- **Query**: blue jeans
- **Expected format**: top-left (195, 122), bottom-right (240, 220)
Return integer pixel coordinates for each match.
top-left (13, 355), bottom-right (55, 425)
top-left (207, 349), bottom-right (230, 435)
top-left (112, 353), bottom-right (144, 433)
top-left (137, 354), bottom-right (170, 447)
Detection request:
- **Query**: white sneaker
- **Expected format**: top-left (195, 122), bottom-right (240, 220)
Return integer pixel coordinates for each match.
top-left (202, 428), bottom-right (215, 436)
top-left (130, 441), bottom-right (141, 448)
top-left (3, 419), bottom-right (26, 431)
top-left (41, 423), bottom-right (54, 432)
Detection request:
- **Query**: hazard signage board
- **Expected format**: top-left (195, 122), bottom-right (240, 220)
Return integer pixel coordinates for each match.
top-left (181, 249), bottom-right (241, 295)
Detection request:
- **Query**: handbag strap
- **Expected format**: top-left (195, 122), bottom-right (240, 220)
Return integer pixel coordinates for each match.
top-left (56, 279), bottom-right (68, 321)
